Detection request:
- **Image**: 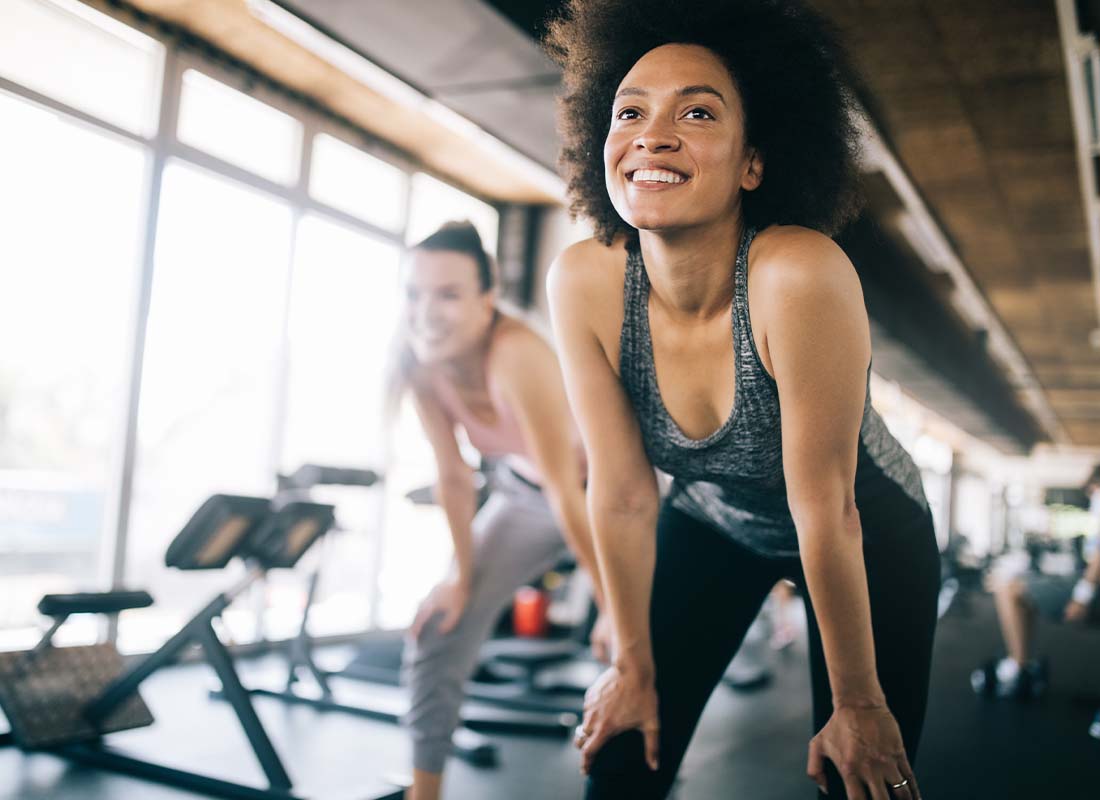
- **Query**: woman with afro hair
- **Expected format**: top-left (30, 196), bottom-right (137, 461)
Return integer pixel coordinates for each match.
top-left (544, 1), bottom-right (939, 798)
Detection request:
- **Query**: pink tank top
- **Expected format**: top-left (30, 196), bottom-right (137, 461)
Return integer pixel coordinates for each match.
top-left (427, 368), bottom-right (584, 486)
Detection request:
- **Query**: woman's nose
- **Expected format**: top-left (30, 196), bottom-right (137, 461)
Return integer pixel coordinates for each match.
top-left (411, 298), bottom-right (435, 329)
top-left (633, 118), bottom-right (679, 152)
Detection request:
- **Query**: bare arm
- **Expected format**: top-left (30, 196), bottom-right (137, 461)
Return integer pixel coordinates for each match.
top-left (491, 328), bottom-right (607, 608)
top-left (765, 231), bottom-right (881, 706)
top-left (1085, 540), bottom-right (1100, 586)
top-left (410, 380), bottom-right (477, 586)
top-left (1064, 522), bottom-right (1099, 622)
top-left (762, 229), bottom-right (920, 797)
top-left (547, 246), bottom-right (660, 679)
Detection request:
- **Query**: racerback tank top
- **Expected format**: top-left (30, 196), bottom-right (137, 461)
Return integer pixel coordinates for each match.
top-left (618, 226), bottom-right (928, 556)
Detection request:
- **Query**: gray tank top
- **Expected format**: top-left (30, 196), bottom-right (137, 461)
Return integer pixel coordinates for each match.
top-left (619, 226), bottom-right (928, 557)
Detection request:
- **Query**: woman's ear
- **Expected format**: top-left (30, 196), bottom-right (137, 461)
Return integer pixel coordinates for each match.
top-left (742, 148), bottom-right (764, 192)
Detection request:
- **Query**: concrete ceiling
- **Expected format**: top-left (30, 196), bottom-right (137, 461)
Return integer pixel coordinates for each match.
top-left (812, 0), bottom-right (1100, 447)
top-left (278, 0), bottom-right (564, 169)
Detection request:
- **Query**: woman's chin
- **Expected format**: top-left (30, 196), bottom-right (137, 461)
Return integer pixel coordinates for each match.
top-left (410, 345), bottom-right (449, 366)
top-left (628, 215), bottom-right (691, 234)
top-left (618, 203), bottom-right (695, 233)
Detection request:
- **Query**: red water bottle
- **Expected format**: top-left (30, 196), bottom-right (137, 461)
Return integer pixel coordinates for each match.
top-left (513, 586), bottom-right (549, 637)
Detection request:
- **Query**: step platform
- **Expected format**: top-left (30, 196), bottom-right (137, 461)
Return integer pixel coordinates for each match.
top-left (0, 643), bottom-right (153, 748)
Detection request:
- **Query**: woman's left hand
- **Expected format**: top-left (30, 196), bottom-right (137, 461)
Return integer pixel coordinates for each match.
top-left (806, 703), bottom-right (920, 800)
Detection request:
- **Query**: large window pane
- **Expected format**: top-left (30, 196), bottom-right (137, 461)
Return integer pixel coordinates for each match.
top-left (282, 215), bottom-right (401, 468)
top-left (0, 0), bottom-right (163, 137)
top-left (375, 400), bottom-right (457, 630)
top-left (0, 92), bottom-right (147, 648)
top-left (120, 161), bottom-right (293, 653)
top-left (309, 134), bottom-right (407, 231)
top-left (406, 172), bottom-right (499, 255)
top-left (264, 214), bottom-right (403, 638)
top-left (177, 69), bottom-right (302, 186)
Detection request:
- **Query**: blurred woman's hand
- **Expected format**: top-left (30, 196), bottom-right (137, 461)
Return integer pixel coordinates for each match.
top-left (410, 577), bottom-right (470, 639)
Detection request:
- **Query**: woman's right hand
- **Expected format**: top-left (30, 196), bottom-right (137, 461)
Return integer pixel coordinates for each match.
top-left (574, 665), bottom-right (660, 775)
top-left (410, 577), bottom-right (470, 639)
top-left (589, 611), bottom-right (615, 664)
top-left (1064, 599), bottom-right (1089, 623)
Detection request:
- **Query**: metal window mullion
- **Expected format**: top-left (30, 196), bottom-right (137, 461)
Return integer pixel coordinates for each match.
top-left (360, 157), bottom-right (415, 631)
top-left (265, 118), bottom-right (315, 488)
top-left (165, 136), bottom-right (405, 246)
top-left (250, 120), bottom-right (317, 644)
top-left (0, 74), bottom-right (152, 146)
top-left (103, 43), bottom-right (183, 644)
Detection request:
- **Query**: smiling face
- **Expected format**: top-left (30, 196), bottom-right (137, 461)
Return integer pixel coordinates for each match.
top-left (603, 43), bottom-right (762, 234)
top-left (404, 248), bottom-right (495, 365)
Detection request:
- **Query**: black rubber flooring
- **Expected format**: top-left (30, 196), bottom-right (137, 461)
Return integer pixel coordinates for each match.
top-left (1, 589), bottom-right (1097, 799)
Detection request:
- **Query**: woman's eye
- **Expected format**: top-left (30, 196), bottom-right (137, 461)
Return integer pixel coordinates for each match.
top-left (615, 107), bottom-right (640, 120)
top-left (685, 107), bottom-right (714, 120)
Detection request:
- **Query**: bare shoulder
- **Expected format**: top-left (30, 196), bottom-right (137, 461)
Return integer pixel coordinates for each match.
top-left (489, 313), bottom-right (553, 370)
top-left (547, 236), bottom-right (630, 355)
top-left (749, 225), bottom-right (859, 295)
top-left (547, 236), bottom-right (630, 301)
top-left (747, 226), bottom-right (867, 376)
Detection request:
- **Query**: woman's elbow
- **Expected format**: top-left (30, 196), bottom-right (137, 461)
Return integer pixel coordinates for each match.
top-left (588, 478), bottom-right (659, 521)
top-left (789, 491), bottom-right (860, 539)
top-left (435, 468), bottom-right (473, 496)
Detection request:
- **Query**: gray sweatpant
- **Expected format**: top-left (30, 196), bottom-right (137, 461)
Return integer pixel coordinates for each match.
top-left (403, 464), bottom-right (570, 773)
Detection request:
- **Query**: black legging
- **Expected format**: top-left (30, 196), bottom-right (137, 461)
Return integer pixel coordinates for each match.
top-left (586, 499), bottom-right (940, 799)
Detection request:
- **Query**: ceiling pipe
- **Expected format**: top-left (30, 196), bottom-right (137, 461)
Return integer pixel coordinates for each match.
top-left (1055, 0), bottom-right (1100, 352)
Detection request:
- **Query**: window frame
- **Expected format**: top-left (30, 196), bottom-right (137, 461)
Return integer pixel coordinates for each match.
top-left (0, 0), bottom-right (501, 652)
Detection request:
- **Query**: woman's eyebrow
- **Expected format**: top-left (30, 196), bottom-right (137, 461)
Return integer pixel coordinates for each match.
top-left (613, 85), bottom-right (726, 104)
top-left (679, 85), bottom-right (726, 104)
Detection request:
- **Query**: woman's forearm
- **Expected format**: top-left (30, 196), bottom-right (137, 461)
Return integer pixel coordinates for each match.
top-left (547, 485), bottom-right (607, 609)
top-left (795, 501), bottom-right (885, 706)
top-left (589, 494), bottom-right (660, 678)
top-left (435, 471), bottom-right (477, 585)
top-left (1085, 543), bottom-right (1100, 586)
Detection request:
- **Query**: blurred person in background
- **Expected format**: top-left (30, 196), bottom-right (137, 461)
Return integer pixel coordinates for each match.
top-left (389, 221), bottom-right (611, 800)
top-left (975, 464), bottom-right (1100, 705)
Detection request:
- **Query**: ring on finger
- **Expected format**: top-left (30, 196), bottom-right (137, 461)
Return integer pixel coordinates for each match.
top-left (889, 777), bottom-right (909, 790)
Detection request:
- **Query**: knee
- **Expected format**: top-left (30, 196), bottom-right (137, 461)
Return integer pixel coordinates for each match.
top-left (403, 619), bottom-right (450, 680)
top-left (585, 731), bottom-right (670, 799)
top-left (403, 615), bottom-right (482, 696)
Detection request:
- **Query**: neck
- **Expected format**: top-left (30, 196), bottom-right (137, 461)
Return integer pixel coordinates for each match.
top-left (638, 216), bottom-right (744, 321)
top-left (439, 319), bottom-right (495, 390)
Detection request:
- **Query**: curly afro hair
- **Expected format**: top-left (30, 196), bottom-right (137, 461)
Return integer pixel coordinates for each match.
top-left (544, 0), bottom-right (866, 244)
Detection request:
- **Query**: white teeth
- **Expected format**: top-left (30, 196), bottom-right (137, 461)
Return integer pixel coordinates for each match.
top-left (631, 169), bottom-right (685, 184)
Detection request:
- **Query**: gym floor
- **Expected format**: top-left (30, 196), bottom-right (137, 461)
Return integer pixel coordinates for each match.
top-left (1, 591), bottom-right (1096, 800)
